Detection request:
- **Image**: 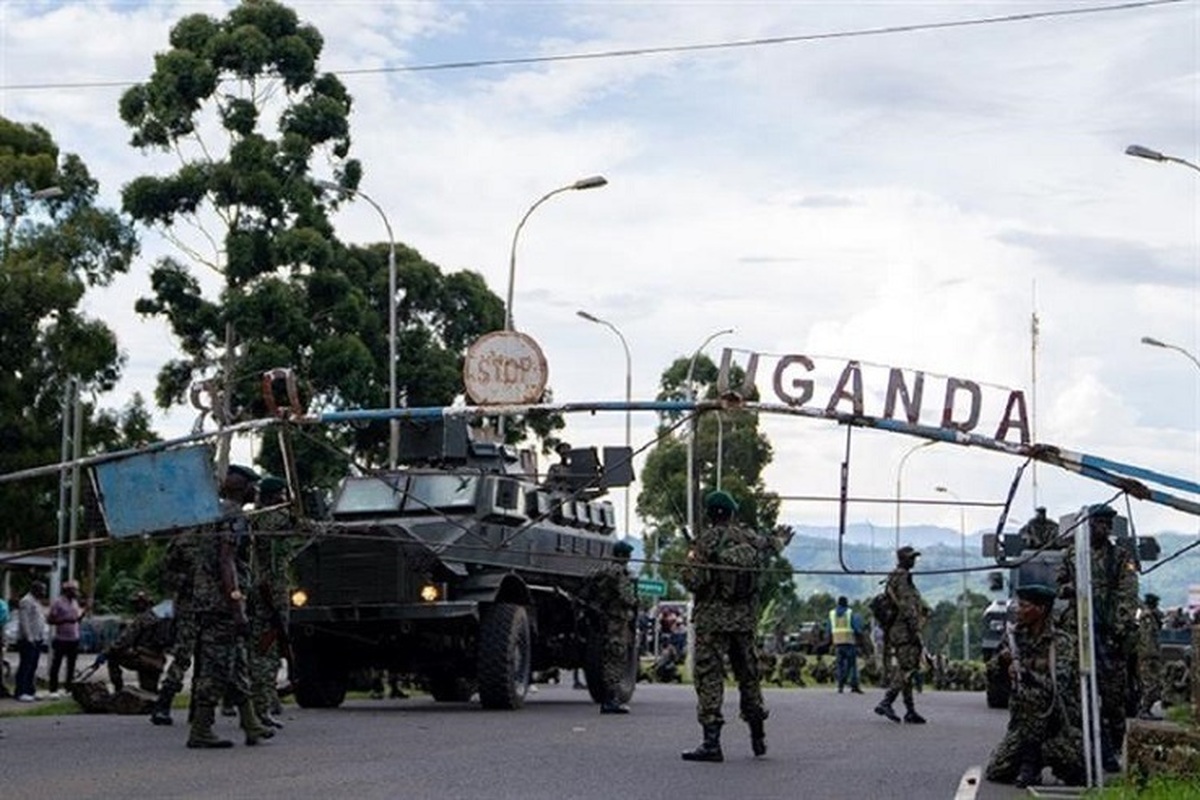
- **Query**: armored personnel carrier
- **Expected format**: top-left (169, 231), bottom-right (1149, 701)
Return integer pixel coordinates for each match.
top-left (288, 417), bottom-right (638, 710)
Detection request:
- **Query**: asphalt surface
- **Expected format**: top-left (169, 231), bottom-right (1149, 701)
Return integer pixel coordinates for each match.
top-left (0, 676), bottom-right (1058, 800)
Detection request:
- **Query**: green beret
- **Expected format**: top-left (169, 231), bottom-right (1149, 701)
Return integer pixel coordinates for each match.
top-left (1016, 583), bottom-right (1057, 604)
top-left (612, 540), bottom-right (634, 557)
top-left (259, 475), bottom-right (287, 495)
top-left (704, 490), bottom-right (739, 513)
top-left (227, 464), bottom-right (260, 482)
top-left (1088, 504), bottom-right (1116, 519)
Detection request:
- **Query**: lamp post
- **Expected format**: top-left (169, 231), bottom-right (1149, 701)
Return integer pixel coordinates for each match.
top-left (577, 310), bottom-right (632, 536)
top-left (1125, 144), bottom-right (1200, 174)
top-left (505, 176), bottom-right (608, 332)
top-left (498, 176), bottom-right (607, 439)
top-left (685, 328), bottom-right (735, 538)
top-left (936, 485), bottom-right (970, 662)
top-left (318, 180), bottom-right (399, 468)
top-left (894, 440), bottom-right (936, 550)
top-left (1141, 336), bottom-right (1200, 373)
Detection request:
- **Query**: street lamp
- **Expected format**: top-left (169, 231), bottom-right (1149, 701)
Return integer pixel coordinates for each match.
top-left (936, 485), bottom-right (970, 662)
top-left (505, 176), bottom-right (608, 333)
top-left (318, 180), bottom-right (399, 469)
top-left (893, 440), bottom-right (936, 551)
top-left (1125, 144), bottom-right (1200, 174)
top-left (1141, 336), bottom-right (1200, 373)
top-left (685, 328), bottom-right (735, 538)
top-left (577, 309), bottom-right (632, 536)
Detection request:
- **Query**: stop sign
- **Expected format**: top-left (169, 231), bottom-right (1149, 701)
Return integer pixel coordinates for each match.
top-left (463, 330), bottom-right (549, 405)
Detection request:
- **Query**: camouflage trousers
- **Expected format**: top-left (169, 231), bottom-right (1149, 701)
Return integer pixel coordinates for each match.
top-left (600, 622), bottom-right (631, 695)
top-left (248, 608), bottom-right (282, 716)
top-left (692, 628), bottom-right (766, 726)
top-left (159, 609), bottom-right (197, 698)
top-left (1097, 655), bottom-right (1128, 748)
top-left (192, 616), bottom-right (251, 710)
top-left (885, 639), bottom-right (922, 703)
top-left (986, 688), bottom-right (1084, 785)
top-left (1138, 656), bottom-right (1163, 714)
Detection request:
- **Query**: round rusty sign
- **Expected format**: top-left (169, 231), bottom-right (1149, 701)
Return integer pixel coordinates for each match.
top-left (463, 330), bottom-right (549, 405)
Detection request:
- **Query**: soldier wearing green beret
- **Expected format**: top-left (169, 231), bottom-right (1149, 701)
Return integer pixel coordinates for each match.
top-left (985, 583), bottom-right (1084, 788)
top-left (680, 490), bottom-right (792, 762)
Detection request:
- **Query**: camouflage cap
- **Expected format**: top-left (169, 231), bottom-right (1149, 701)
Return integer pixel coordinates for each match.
top-left (612, 540), bottom-right (634, 558)
top-left (704, 490), bottom-right (739, 513)
top-left (896, 545), bottom-right (920, 560)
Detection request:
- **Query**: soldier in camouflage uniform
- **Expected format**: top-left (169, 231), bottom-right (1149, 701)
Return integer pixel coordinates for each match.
top-left (874, 545), bottom-right (931, 724)
top-left (778, 650), bottom-right (806, 686)
top-left (151, 529), bottom-right (202, 726)
top-left (680, 490), bottom-right (792, 762)
top-left (984, 583), bottom-right (1085, 788)
top-left (1056, 504), bottom-right (1139, 773)
top-left (1019, 507), bottom-right (1060, 551)
top-left (248, 475), bottom-right (294, 728)
top-left (186, 466), bottom-right (275, 749)
top-left (1136, 592), bottom-right (1164, 720)
top-left (578, 539), bottom-right (638, 714)
top-left (103, 591), bottom-right (171, 693)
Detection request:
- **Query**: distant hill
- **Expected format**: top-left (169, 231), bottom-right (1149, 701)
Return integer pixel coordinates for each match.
top-left (629, 524), bottom-right (1200, 608)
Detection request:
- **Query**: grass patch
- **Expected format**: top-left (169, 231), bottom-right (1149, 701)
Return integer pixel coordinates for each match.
top-left (1085, 776), bottom-right (1200, 799)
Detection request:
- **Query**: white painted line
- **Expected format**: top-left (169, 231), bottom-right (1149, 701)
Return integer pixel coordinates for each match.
top-left (955, 766), bottom-right (982, 800)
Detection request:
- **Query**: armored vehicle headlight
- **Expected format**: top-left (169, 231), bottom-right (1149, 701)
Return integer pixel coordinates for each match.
top-left (420, 583), bottom-right (441, 602)
top-left (291, 589), bottom-right (309, 608)
top-left (989, 619), bottom-right (1005, 631)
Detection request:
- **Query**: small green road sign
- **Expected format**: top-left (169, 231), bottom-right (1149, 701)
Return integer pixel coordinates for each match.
top-left (636, 578), bottom-right (667, 597)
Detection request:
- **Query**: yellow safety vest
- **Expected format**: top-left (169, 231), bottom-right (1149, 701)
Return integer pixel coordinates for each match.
top-left (829, 607), bottom-right (854, 646)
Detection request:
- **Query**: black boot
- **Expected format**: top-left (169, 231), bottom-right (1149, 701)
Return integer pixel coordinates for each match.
top-left (149, 693), bottom-right (174, 726)
top-left (874, 689), bottom-right (901, 723)
top-left (748, 717), bottom-right (767, 757)
top-left (681, 723), bottom-right (724, 762)
top-left (600, 698), bottom-right (630, 714)
top-left (1014, 762), bottom-right (1042, 788)
top-left (903, 702), bottom-right (926, 724)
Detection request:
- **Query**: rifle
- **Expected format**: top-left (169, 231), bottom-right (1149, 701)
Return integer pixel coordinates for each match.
top-left (257, 581), bottom-right (298, 696)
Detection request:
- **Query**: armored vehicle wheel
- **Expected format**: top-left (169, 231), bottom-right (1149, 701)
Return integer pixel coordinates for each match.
top-left (583, 621), bottom-right (638, 706)
top-left (477, 603), bottom-right (531, 710)
top-left (429, 674), bottom-right (477, 703)
top-left (294, 643), bottom-right (348, 709)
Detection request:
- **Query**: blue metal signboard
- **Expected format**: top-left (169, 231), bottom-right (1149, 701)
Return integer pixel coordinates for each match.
top-left (93, 446), bottom-right (222, 538)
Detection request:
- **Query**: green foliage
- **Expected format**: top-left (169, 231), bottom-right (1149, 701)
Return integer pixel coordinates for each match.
top-left (0, 115), bottom-right (137, 555)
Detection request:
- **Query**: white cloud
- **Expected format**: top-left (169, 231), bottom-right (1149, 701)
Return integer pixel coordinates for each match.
top-left (2, 0), bottom-right (1198, 540)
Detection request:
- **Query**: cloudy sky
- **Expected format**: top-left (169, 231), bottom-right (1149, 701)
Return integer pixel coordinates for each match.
top-left (2, 0), bottom-right (1197, 542)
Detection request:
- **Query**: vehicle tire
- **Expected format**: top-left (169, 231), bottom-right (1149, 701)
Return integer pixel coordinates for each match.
top-left (477, 603), bottom-right (531, 710)
top-left (583, 620), bottom-right (638, 706)
top-left (429, 674), bottom-right (477, 703)
top-left (294, 642), bottom-right (348, 709)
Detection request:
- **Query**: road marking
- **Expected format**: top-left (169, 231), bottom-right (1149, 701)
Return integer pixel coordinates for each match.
top-left (955, 766), bottom-right (982, 800)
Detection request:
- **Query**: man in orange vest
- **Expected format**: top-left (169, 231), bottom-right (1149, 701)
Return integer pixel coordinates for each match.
top-left (826, 596), bottom-right (864, 694)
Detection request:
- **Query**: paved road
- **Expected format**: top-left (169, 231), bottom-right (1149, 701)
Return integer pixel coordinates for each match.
top-left (0, 681), bottom-right (1051, 800)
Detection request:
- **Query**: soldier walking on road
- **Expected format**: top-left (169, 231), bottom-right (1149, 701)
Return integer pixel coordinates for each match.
top-left (874, 545), bottom-right (931, 724)
top-left (578, 539), bottom-right (639, 714)
top-left (680, 490), bottom-right (791, 762)
top-left (186, 465), bottom-right (275, 749)
top-left (248, 474), bottom-right (294, 729)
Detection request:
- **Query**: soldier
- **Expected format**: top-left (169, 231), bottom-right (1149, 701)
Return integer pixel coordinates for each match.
top-left (984, 583), bottom-right (1085, 788)
top-left (1136, 592), bottom-right (1164, 720)
top-left (810, 654), bottom-right (834, 685)
top-left (186, 465), bottom-right (274, 748)
top-left (248, 474), bottom-right (294, 728)
top-left (874, 545), bottom-right (931, 724)
top-left (679, 490), bottom-right (791, 762)
top-left (778, 650), bottom-right (807, 686)
top-left (578, 539), bottom-right (638, 714)
top-left (757, 650), bottom-right (779, 687)
top-left (1056, 504), bottom-right (1139, 773)
top-left (1019, 507), bottom-right (1060, 551)
top-left (99, 591), bottom-right (172, 692)
top-left (150, 527), bottom-right (201, 726)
